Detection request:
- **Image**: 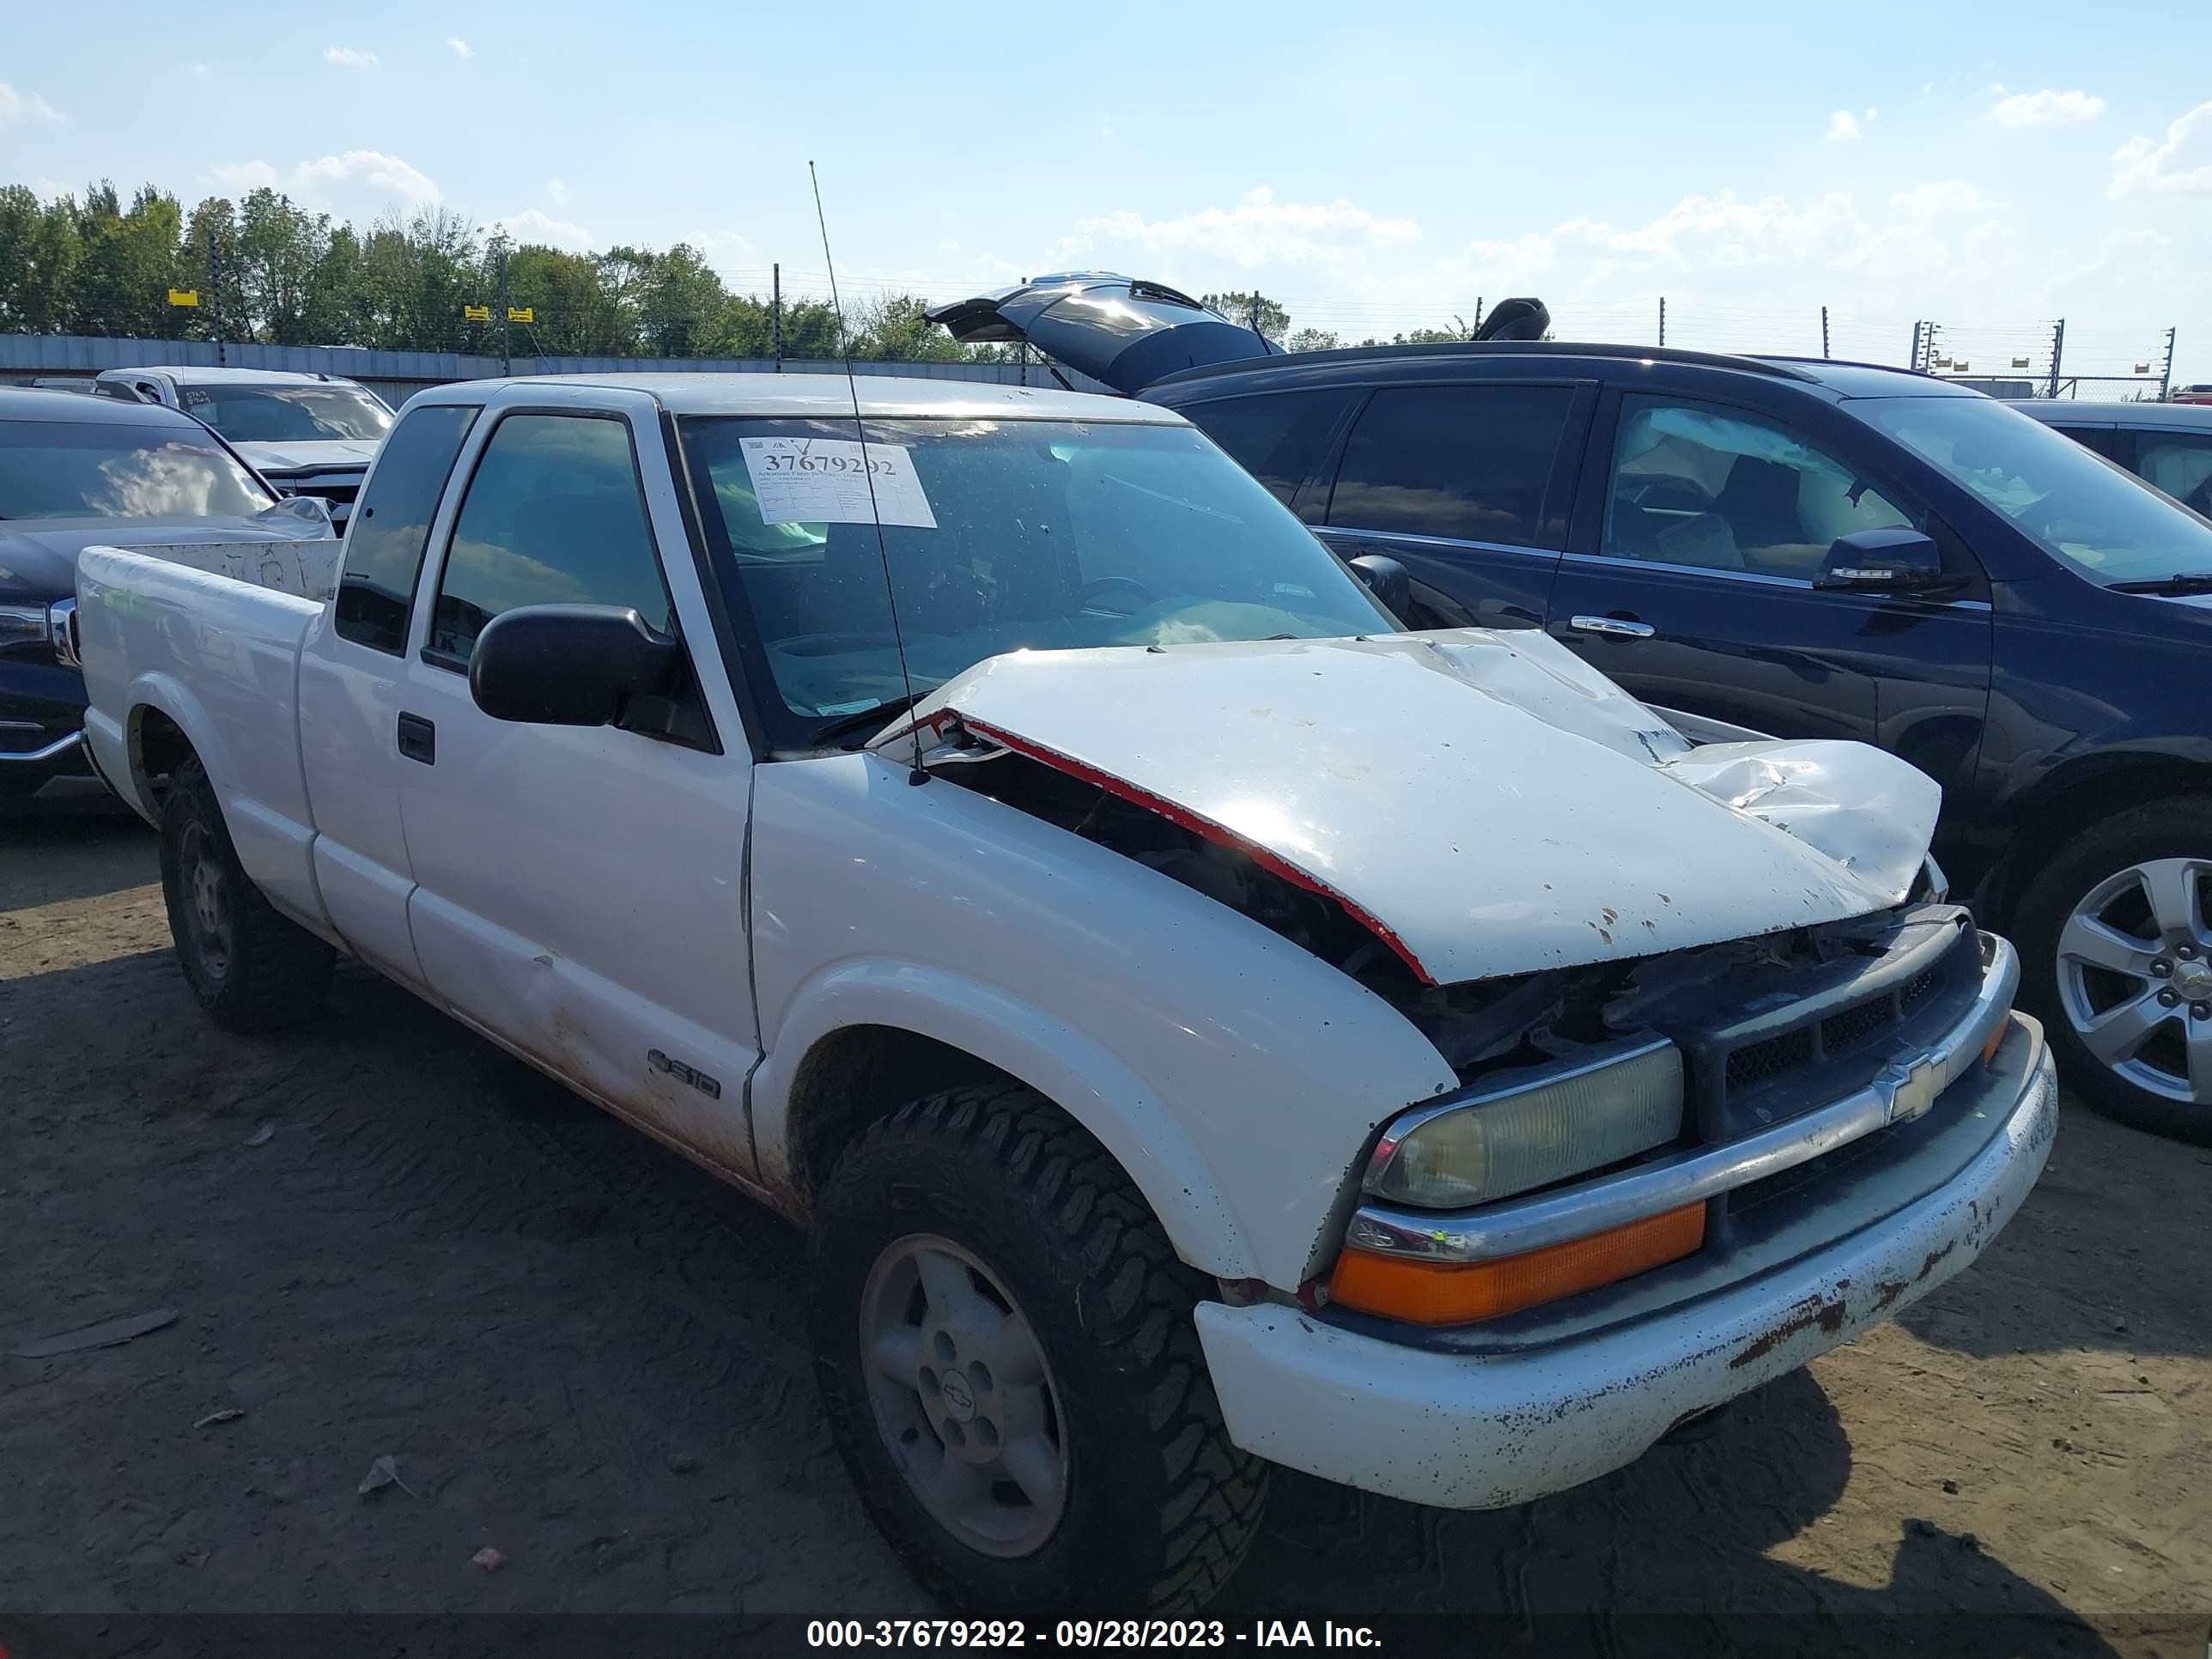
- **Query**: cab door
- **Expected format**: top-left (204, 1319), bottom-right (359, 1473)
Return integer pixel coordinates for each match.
top-left (391, 392), bottom-right (763, 1176)
top-left (1544, 390), bottom-right (1993, 809)
top-left (296, 399), bottom-right (483, 986)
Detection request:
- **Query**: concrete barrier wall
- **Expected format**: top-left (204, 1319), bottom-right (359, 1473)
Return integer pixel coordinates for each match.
top-left (0, 333), bottom-right (1114, 401)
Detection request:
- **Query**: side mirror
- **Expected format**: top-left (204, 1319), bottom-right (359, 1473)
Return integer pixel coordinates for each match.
top-left (1814, 527), bottom-right (1948, 593)
top-left (1347, 554), bottom-right (1412, 620)
top-left (470, 604), bottom-right (680, 726)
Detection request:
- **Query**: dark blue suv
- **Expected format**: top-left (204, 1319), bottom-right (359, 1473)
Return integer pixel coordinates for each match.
top-left (935, 275), bottom-right (2212, 1142)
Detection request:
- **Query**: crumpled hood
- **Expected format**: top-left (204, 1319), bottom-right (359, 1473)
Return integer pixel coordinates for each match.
top-left (0, 513), bottom-right (316, 604)
top-left (230, 438), bottom-right (379, 475)
top-left (875, 629), bottom-right (1942, 986)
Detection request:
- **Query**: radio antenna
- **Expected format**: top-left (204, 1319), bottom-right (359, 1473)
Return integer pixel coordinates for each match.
top-left (811, 159), bottom-right (927, 786)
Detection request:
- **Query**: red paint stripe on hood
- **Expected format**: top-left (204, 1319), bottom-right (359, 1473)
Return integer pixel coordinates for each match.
top-left (957, 714), bottom-right (1436, 987)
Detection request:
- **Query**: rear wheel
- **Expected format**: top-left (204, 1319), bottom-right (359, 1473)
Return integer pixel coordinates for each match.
top-left (2014, 798), bottom-right (2212, 1143)
top-left (159, 756), bottom-right (335, 1032)
top-left (810, 1082), bottom-right (1267, 1613)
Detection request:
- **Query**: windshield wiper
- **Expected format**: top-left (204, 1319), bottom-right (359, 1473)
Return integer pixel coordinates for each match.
top-left (2107, 573), bottom-right (2212, 595)
top-left (808, 690), bottom-right (929, 750)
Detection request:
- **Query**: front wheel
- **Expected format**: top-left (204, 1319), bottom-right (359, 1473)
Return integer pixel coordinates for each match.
top-left (2014, 797), bottom-right (2212, 1143)
top-left (810, 1083), bottom-right (1267, 1613)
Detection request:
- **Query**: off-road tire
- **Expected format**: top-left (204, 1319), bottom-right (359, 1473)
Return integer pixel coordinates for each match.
top-left (159, 755), bottom-right (336, 1033)
top-left (810, 1081), bottom-right (1268, 1614)
top-left (2014, 796), bottom-right (2212, 1144)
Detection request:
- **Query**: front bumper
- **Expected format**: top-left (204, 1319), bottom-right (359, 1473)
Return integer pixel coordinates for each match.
top-left (1194, 1009), bottom-right (2057, 1510)
top-left (1, 656), bottom-right (99, 800)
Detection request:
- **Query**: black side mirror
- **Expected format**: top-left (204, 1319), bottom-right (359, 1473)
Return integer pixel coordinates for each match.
top-left (1814, 527), bottom-right (1948, 593)
top-left (470, 604), bottom-right (680, 726)
top-left (1347, 554), bottom-right (1412, 621)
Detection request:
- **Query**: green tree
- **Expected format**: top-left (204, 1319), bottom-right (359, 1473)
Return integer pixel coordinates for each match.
top-left (1200, 289), bottom-right (1291, 343)
top-left (234, 187), bottom-right (331, 343)
top-left (1285, 327), bottom-right (1340, 353)
top-left (173, 196), bottom-right (240, 342)
top-left (847, 294), bottom-right (967, 362)
top-left (631, 243), bottom-right (728, 356)
top-left (0, 184), bottom-right (82, 333)
top-left (503, 242), bottom-right (635, 356)
top-left (66, 182), bottom-right (183, 337)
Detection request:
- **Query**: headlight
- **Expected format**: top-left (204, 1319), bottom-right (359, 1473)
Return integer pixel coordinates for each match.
top-left (0, 604), bottom-right (52, 652)
top-left (1364, 1037), bottom-right (1685, 1210)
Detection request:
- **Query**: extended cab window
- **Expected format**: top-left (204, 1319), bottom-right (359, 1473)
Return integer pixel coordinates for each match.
top-left (1603, 398), bottom-right (1912, 579)
top-left (334, 403), bottom-right (479, 653)
top-left (1180, 390), bottom-right (1352, 506)
top-left (1326, 384), bottom-right (1571, 546)
top-left (427, 413), bottom-right (674, 665)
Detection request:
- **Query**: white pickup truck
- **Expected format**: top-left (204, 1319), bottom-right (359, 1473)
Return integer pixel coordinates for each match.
top-left (75, 372), bottom-right (2057, 1613)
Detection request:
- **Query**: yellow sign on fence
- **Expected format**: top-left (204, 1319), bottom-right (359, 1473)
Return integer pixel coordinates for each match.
top-left (167, 289), bottom-right (201, 307)
top-left (507, 306), bottom-right (534, 324)
top-left (463, 304), bottom-right (492, 323)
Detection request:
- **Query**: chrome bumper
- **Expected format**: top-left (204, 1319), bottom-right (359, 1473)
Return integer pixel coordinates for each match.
top-left (1346, 932), bottom-right (2020, 1265)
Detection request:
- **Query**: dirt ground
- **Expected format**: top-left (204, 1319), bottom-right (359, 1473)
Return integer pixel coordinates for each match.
top-left (3, 809), bottom-right (2209, 1655)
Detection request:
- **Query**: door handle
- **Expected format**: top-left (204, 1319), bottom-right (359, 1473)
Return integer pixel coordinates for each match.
top-left (1570, 614), bottom-right (1656, 640)
top-left (397, 712), bottom-right (436, 764)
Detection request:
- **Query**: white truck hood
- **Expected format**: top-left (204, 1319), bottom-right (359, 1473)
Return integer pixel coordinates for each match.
top-left (872, 629), bottom-right (1941, 987)
top-left (230, 437), bottom-right (380, 475)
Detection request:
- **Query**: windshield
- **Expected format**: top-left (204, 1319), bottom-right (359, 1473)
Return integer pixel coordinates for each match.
top-left (180, 382), bottom-right (393, 444)
top-left (1852, 396), bottom-right (2212, 584)
top-left (680, 414), bottom-right (1394, 744)
top-left (0, 418), bottom-right (276, 520)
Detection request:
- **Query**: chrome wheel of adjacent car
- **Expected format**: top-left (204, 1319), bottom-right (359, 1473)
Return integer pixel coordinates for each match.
top-left (2055, 855), bottom-right (2212, 1105)
top-left (858, 1234), bottom-right (1069, 1559)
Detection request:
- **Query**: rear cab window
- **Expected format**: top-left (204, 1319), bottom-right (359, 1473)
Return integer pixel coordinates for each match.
top-left (333, 404), bottom-right (480, 653)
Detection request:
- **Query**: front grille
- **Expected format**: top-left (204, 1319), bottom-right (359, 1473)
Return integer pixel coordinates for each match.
top-left (1726, 1028), bottom-right (1814, 1093)
top-left (1611, 905), bottom-right (1984, 1143)
top-left (1820, 995), bottom-right (1895, 1055)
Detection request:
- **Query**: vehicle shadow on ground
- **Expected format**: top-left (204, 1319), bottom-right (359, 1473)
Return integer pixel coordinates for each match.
top-left (0, 808), bottom-right (155, 910)
top-left (1214, 1370), bottom-right (2118, 1655)
top-left (1895, 1099), bottom-right (2212, 1366)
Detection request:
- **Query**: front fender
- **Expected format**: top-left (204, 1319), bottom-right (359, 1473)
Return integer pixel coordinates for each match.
top-left (748, 754), bottom-right (1459, 1292)
top-left (752, 960), bottom-right (1254, 1279)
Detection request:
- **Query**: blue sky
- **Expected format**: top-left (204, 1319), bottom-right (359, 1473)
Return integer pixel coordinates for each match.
top-left (5, 0), bottom-right (2211, 378)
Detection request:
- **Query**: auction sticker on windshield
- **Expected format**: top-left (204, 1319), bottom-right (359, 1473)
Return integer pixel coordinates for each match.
top-left (739, 436), bottom-right (937, 529)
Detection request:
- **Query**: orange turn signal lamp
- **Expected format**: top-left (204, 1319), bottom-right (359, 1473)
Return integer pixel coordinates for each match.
top-left (1328, 1200), bottom-right (1709, 1326)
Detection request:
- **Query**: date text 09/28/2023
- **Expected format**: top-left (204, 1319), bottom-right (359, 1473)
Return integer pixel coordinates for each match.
top-left (805, 1620), bottom-right (1382, 1649)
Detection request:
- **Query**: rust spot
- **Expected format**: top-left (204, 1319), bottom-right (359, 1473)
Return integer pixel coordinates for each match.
top-left (1729, 1292), bottom-right (1846, 1370)
top-left (1916, 1241), bottom-right (1957, 1282)
top-left (1874, 1279), bottom-right (1909, 1310)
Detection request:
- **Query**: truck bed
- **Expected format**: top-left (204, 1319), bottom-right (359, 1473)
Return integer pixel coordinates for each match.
top-left (76, 544), bottom-right (331, 931)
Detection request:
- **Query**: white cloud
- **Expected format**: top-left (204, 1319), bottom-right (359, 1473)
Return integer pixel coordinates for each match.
top-left (190, 62), bottom-right (210, 76)
top-left (325, 46), bottom-right (380, 70)
top-left (0, 81), bottom-right (64, 125)
top-left (2112, 99), bottom-right (2212, 195)
top-left (489, 208), bottom-right (593, 250)
top-left (1990, 88), bottom-right (2105, 127)
top-left (547, 179), bottom-right (568, 207)
top-left (1047, 185), bottom-right (1421, 276)
top-left (1865, 107), bottom-right (1878, 122)
top-left (212, 150), bottom-right (441, 216)
top-left (447, 35), bottom-right (474, 58)
top-left (1826, 110), bottom-right (1862, 143)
